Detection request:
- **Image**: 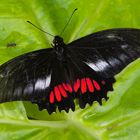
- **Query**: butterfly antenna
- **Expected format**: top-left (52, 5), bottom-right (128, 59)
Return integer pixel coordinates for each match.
top-left (60, 8), bottom-right (78, 36)
top-left (27, 21), bottom-right (54, 37)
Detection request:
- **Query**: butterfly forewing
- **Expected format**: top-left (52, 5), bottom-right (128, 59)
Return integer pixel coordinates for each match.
top-left (0, 49), bottom-right (53, 103)
top-left (67, 28), bottom-right (140, 78)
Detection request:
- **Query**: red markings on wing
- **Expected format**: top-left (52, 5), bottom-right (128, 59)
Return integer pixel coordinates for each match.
top-left (49, 77), bottom-right (104, 103)
top-left (54, 86), bottom-right (61, 102)
top-left (58, 85), bottom-right (68, 98)
top-left (66, 84), bottom-right (73, 93)
top-left (81, 78), bottom-right (87, 94)
top-left (93, 80), bottom-right (101, 91)
top-left (74, 79), bottom-right (80, 92)
top-left (63, 83), bottom-right (72, 93)
top-left (50, 91), bottom-right (54, 103)
top-left (86, 78), bottom-right (94, 92)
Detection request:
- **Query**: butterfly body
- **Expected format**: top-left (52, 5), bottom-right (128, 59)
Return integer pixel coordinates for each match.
top-left (52, 36), bottom-right (66, 61)
top-left (0, 28), bottom-right (140, 114)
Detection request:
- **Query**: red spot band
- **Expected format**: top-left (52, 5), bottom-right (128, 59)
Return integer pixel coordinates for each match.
top-left (49, 77), bottom-right (104, 104)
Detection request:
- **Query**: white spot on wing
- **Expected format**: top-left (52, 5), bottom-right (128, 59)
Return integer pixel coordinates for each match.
top-left (85, 62), bottom-right (99, 71)
top-left (35, 79), bottom-right (46, 90)
top-left (121, 44), bottom-right (128, 49)
top-left (107, 34), bottom-right (124, 41)
top-left (85, 60), bottom-right (109, 72)
top-left (107, 34), bottom-right (116, 39)
top-left (35, 74), bottom-right (51, 90)
top-left (45, 73), bottom-right (51, 88)
top-left (24, 84), bottom-right (33, 94)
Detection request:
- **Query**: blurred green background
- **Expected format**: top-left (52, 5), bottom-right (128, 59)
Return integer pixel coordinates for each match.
top-left (0, 0), bottom-right (140, 140)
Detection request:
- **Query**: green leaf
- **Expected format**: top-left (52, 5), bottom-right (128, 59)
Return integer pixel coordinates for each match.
top-left (0, 0), bottom-right (140, 140)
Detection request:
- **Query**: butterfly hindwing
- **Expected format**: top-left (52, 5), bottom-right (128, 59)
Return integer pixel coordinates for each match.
top-left (65, 49), bottom-right (115, 109)
top-left (68, 28), bottom-right (140, 78)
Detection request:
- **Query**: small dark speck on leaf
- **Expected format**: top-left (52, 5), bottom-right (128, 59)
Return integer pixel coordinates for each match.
top-left (7, 42), bottom-right (16, 47)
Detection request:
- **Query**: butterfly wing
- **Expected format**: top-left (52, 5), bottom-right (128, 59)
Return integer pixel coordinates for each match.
top-left (67, 28), bottom-right (140, 78)
top-left (0, 49), bottom-right (53, 104)
top-left (62, 50), bottom-right (115, 109)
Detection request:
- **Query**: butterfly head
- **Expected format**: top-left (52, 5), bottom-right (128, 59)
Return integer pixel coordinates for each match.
top-left (53, 36), bottom-right (65, 47)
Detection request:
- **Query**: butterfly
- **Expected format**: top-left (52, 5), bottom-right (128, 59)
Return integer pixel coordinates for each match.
top-left (0, 27), bottom-right (140, 114)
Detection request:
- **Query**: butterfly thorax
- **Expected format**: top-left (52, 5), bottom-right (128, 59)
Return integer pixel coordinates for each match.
top-left (53, 36), bottom-right (65, 56)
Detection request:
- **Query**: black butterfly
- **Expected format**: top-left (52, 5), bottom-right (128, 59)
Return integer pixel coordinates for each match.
top-left (0, 27), bottom-right (140, 114)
